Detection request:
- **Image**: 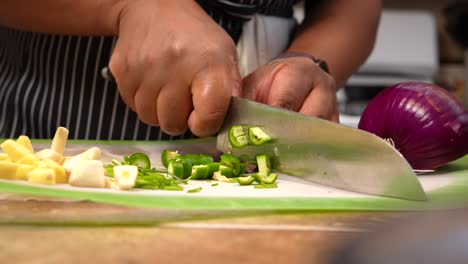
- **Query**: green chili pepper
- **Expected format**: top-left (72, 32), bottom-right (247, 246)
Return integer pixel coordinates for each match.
top-left (248, 126), bottom-right (272, 146)
top-left (167, 159), bottom-right (185, 178)
top-left (220, 153), bottom-right (240, 167)
top-left (236, 175), bottom-right (255, 185)
top-left (256, 154), bottom-right (271, 176)
top-left (126, 152), bottom-right (151, 170)
top-left (229, 125), bottom-right (249, 148)
top-left (104, 164), bottom-right (115, 177)
top-left (181, 154), bottom-right (214, 166)
top-left (187, 187), bottom-right (202, 193)
top-left (238, 162), bottom-right (247, 176)
top-left (161, 150), bottom-right (180, 168)
top-left (261, 173), bottom-right (278, 184)
top-left (220, 154), bottom-right (246, 177)
top-left (176, 157), bottom-right (194, 179)
top-left (254, 183), bottom-right (278, 189)
top-left (211, 183), bottom-right (219, 186)
top-left (218, 165), bottom-right (233, 178)
top-left (164, 185), bottom-right (184, 191)
top-left (206, 162), bottom-right (220, 178)
top-left (191, 164), bottom-right (209, 180)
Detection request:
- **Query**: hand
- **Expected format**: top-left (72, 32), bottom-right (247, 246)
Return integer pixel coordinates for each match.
top-left (109, 0), bottom-right (242, 137)
top-left (242, 56), bottom-right (339, 122)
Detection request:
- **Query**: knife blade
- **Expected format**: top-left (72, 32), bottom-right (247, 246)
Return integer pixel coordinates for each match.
top-left (216, 97), bottom-right (426, 201)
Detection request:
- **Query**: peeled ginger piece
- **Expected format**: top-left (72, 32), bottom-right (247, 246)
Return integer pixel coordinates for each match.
top-left (68, 160), bottom-right (105, 188)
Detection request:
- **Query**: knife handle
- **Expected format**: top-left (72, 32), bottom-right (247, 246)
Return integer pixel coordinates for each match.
top-left (101, 67), bottom-right (116, 83)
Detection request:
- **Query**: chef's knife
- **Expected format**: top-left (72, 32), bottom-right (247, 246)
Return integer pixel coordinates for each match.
top-left (216, 97), bottom-right (426, 201)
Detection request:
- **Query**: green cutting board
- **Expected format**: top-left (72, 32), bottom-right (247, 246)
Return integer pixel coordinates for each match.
top-left (0, 138), bottom-right (467, 211)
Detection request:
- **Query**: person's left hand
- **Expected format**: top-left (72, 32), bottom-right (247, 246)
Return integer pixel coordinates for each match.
top-left (242, 56), bottom-right (339, 122)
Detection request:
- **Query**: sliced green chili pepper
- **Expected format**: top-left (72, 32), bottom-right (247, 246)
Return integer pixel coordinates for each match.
top-left (251, 172), bottom-right (263, 183)
top-left (167, 159), bottom-right (185, 178)
top-left (220, 153), bottom-right (240, 167)
top-left (164, 185), bottom-right (184, 191)
top-left (126, 152), bottom-right (151, 170)
top-left (248, 126), bottom-right (272, 145)
top-left (254, 183), bottom-right (278, 189)
top-left (191, 164), bottom-right (209, 180)
top-left (256, 154), bottom-right (271, 176)
top-left (251, 172), bottom-right (278, 184)
top-left (161, 150), bottom-right (180, 168)
top-left (181, 154), bottom-right (214, 166)
top-left (176, 157), bottom-right (194, 179)
top-left (261, 173), bottom-right (278, 184)
top-left (238, 162), bottom-right (247, 176)
top-left (206, 162), bottom-right (220, 178)
top-left (104, 164), bottom-right (115, 177)
top-left (187, 187), bottom-right (202, 193)
top-left (218, 165), bottom-right (233, 178)
top-left (236, 175), bottom-right (255, 185)
top-left (229, 125), bottom-right (249, 148)
top-left (220, 154), bottom-right (246, 177)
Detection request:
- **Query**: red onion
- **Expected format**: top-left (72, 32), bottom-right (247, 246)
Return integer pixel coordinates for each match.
top-left (358, 82), bottom-right (468, 170)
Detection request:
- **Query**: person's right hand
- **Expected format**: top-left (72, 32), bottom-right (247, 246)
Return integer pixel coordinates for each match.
top-left (109, 0), bottom-right (241, 137)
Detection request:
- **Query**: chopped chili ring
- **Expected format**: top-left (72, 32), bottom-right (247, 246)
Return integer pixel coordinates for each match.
top-left (218, 165), bottom-right (233, 178)
top-left (127, 152), bottom-right (151, 170)
top-left (187, 187), bottom-right (202, 193)
top-left (220, 153), bottom-right (246, 177)
top-left (182, 154), bottom-right (214, 166)
top-left (164, 185), bottom-right (184, 191)
top-left (254, 183), bottom-right (278, 189)
top-left (191, 165), bottom-right (209, 180)
top-left (261, 173), bottom-right (278, 184)
top-left (229, 125), bottom-right (249, 148)
top-left (236, 175), bottom-right (255, 185)
top-left (206, 162), bottom-right (220, 178)
top-left (167, 159), bottom-right (184, 178)
top-left (161, 150), bottom-right (180, 168)
top-left (256, 154), bottom-right (271, 176)
top-left (248, 126), bottom-right (272, 146)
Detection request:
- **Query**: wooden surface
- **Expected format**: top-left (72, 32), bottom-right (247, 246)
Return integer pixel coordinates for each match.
top-left (0, 196), bottom-right (424, 264)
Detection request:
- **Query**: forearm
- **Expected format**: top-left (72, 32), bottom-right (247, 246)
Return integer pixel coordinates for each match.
top-left (288, 0), bottom-right (382, 88)
top-left (0, 0), bottom-right (127, 35)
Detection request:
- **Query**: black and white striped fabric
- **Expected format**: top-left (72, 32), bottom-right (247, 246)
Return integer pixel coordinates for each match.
top-left (0, 0), bottom-right (299, 140)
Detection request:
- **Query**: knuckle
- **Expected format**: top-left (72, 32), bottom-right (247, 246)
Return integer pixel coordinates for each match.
top-left (169, 40), bottom-right (187, 58)
top-left (199, 39), bottom-right (236, 64)
top-left (270, 97), bottom-right (295, 111)
top-left (140, 49), bottom-right (160, 69)
top-left (109, 52), bottom-right (126, 78)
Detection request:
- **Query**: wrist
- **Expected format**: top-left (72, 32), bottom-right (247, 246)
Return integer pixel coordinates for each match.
top-left (273, 51), bottom-right (330, 74)
top-left (106, 0), bottom-right (130, 35)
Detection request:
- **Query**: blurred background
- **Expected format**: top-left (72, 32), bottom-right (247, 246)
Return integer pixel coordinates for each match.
top-left (306, 0), bottom-right (468, 127)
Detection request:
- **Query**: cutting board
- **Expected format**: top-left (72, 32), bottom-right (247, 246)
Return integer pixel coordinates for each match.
top-left (0, 138), bottom-right (467, 211)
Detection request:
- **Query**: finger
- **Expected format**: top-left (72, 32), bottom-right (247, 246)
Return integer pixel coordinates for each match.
top-left (331, 107), bottom-right (340, 123)
top-left (229, 54), bottom-right (243, 97)
top-left (299, 75), bottom-right (337, 121)
top-left (188, 62), bottom-right (241, 137)
top-left (330, 111), bottom-right (340, 123)
top-left (133, 76), bottom-right (164, 126)
top-left (266, 63), bottom-right (312, 111)
top-left (242, 64), bottom-right (275, 101)
top-left (109, 43), bottom-right (140, 112)
top-left (157, 79), bottom-right (192, 136)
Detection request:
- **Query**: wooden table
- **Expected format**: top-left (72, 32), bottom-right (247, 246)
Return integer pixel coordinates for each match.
top-left (0, 195), bottom-right (439, 264)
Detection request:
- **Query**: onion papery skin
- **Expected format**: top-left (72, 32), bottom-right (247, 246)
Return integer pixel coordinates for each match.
top-left (358, 82), bottom-right (468, 170)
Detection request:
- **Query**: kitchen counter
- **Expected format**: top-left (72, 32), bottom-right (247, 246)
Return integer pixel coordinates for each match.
top-left (2, 197), bottom-right (466, 264)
